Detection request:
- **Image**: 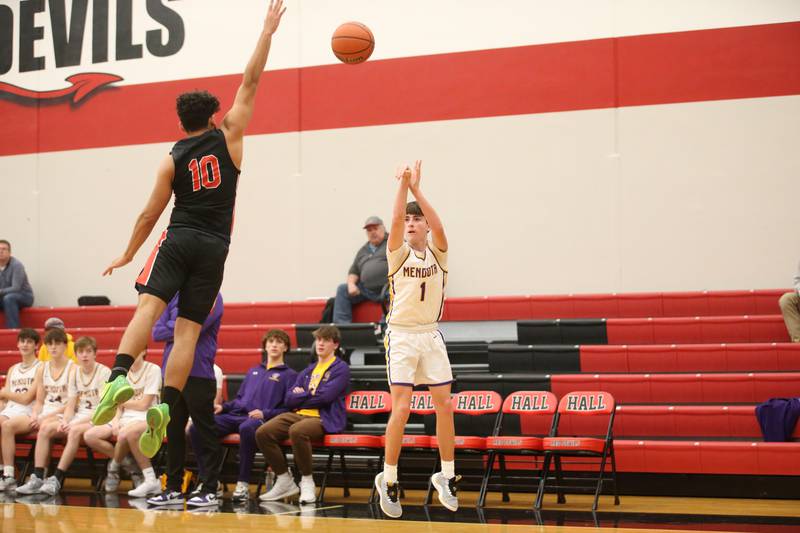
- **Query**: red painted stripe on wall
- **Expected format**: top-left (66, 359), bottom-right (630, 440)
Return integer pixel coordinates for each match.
top-left (1, 22), bottom-right (798, 156)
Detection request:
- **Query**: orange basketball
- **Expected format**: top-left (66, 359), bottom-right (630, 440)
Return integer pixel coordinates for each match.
top-left (331, 21), bottom-right (374, 64)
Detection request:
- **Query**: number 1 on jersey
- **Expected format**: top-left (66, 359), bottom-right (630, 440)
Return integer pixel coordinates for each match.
top-left (420, 281), bottom-right (426, 302)
top-left (188, 155), bottom-right (222, 191)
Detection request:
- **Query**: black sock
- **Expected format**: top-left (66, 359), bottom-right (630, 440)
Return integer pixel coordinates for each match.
top-left (161, 385), bottom-right (181, 408)
top-left (109, 353), bottom-right (136, 381)
top-left (33, 467), bottom-right (44, 479)
top-left (54, 469), bottom-right (66, 483)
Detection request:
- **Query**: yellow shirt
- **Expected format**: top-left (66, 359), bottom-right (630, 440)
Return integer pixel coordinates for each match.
top-left (296, 356), bottom-right (336, 418)
top-left (37, 333), bottom-right (77, 363)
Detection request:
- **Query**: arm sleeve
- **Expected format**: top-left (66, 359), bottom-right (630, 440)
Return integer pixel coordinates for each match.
top-left (292, 365), bottom-right (350, 409)
top-left (284, 371), bottom-right (309, 409)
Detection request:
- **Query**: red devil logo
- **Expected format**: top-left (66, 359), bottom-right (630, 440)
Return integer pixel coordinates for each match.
top-left (0, 73), bottom-right (122, 105)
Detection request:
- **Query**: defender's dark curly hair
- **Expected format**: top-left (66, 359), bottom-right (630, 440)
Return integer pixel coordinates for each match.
top-left (176, 90), bottom-right (220, 132)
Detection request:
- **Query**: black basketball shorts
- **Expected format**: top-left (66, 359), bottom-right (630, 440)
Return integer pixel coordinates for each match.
top-left (135, 227), bottom-right (229, 324)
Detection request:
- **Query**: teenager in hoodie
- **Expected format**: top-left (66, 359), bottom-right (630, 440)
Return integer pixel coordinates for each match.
top-left (197, 329), bottom-right (296, 502)
top-left (255, 325), bottom-right (350, 504)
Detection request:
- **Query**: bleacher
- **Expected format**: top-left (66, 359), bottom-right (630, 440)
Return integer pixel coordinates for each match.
top-left (2, 287), bottom-right (798, 500)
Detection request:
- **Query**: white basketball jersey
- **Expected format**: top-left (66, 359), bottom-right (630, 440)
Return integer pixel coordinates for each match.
top-left (70, 363), bottom-right (112, 416)
top-left (43, 360), bottom-right (73, 410)
top-left (3, 360), bottom-right (40, 409)
top-left (124, 361), bottom-right (162, 416)
top-left (386, 241), bottom-right (448, 331)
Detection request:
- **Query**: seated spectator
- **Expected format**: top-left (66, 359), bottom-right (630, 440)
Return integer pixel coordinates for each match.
top-left (38, 317), bottom-right (77, 362)
top-left (14, 328), bottom-right (74, 493)
top-left (0, 240), bottom-right (34, 329)
top-left (0, 328), bottom-right (42, 490)
top-left (17, 336), bottom-right (110, 495)
top-left (195, 329), bottom-right (297, 503)
top-left (83, 351), bottom-right (162, 498)
top-left (779, 267), bottom-right (800, 342)
top-left (333, 217), bottom-right (389, 324)
top-left (256, 326), bottom-right (350, 504)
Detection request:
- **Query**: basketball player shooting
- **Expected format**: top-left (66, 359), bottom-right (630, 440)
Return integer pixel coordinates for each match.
top-left (91, 0), bottom-right (287, 459)
top-left (375, 161), bottom-right (459, 517)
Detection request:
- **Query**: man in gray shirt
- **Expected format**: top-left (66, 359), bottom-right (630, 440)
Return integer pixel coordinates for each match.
top-left (0, 240), bottom-right (34, 329)
top-left (333, 216), bottom-right (389, 323)
top-left (779, 262), bottom-right (800, 342)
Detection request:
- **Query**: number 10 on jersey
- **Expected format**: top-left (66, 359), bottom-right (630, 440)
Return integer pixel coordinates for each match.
top-left (188, 155), bottom-right (222, 191)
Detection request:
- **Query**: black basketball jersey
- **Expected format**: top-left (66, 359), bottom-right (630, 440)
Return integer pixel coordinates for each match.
top-left (168, 129), bottom-right (240, 242)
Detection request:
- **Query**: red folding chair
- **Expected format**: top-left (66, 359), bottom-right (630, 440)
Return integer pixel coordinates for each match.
top-left (536, 390), bottom-right (619, 511)
top-left (424, 390), bottom-right (502, 505)
top-left (321, 390), bottom-right (391, 502)
top-left (479, 391), bottom-right (557, 507)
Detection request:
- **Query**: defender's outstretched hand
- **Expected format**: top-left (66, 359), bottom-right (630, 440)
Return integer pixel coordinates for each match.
top-left (264, 0), bottom-right (286, 35)
top-left (103, 255), bottom-right (132, 276)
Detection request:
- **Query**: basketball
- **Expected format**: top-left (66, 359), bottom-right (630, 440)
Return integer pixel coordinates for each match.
top-left (331, 21), bottom-right (374, 64)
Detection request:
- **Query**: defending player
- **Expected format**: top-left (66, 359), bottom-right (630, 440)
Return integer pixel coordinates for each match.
top-left (92, 0), bottom-right (287, 461)
top-left (375, 161), bottom-right (459, 518)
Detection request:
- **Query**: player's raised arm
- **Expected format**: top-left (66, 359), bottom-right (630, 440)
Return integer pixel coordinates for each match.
top-left (221, 0), bottom-right (286, 142)
top-left (103, 155), bottom-right (175, 276)
top-left (388, 166), bottom-right (411, 252)
top-left (408, 160), bottom-right (447, 252)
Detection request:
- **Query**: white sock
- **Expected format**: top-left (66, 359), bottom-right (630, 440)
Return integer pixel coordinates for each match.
top-left (301, 475), bottom-right (314, 486)
top-left (108, 460), bottom-right (119, 473)
top-left (142, 467), bottom-right (156, 483)
top-left (383, 463), bottom-right (398, 484)
top-left (441, 460), bottom-right (455, 479)
top-left (3, 465), bottom-right (13, 478)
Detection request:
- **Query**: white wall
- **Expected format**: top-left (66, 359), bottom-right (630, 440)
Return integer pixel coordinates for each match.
top-left (1, 1), bottom-right (799, 306)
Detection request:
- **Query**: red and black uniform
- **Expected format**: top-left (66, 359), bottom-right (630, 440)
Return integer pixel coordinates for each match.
top-left (136, 129), bottom-right (240, 324)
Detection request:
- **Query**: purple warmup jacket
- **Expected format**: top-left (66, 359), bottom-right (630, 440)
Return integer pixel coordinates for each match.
top-left (285, 357), bottom-right (350, 434)
top-left (153, 292), bottom-right (223, 380)
top-left (223, 363), bottom-right (297, 417)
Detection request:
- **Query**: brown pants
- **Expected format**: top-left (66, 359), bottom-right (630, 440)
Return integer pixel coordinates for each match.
top-left (254, 412), bottom-right (325, 476)
top-left (779, 292), bottom-right (800, 342)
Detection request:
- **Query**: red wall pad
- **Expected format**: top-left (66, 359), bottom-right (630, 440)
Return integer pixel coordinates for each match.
top-left (17, 306), bottom-right (136, 329)
top-left (218, 325), bottom-right (297, 350)
top-left (700, 442), bottom-right (759, 475)
top-left (644, 441), bottom-right (703, 474)
top-left (617, 293), bottom-right (663, 319)
top-left (758, 443), bottom-right (800, 475)
top-left (551, 373), bottom-right (800, 403)
top-left (223, 302), bottom-right (295, 324)
top-left (607, 315), bottom-right (788, 344)
top-left (487, 296), bottom-right (531, 321)
top-left (443, 297), bottom-right (490, 321)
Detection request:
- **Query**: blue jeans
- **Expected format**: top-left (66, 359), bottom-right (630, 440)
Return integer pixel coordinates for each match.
top-left (333, 282), bottom-right (384, 323)
top-left (0, 292), bottom-right (33, 329)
